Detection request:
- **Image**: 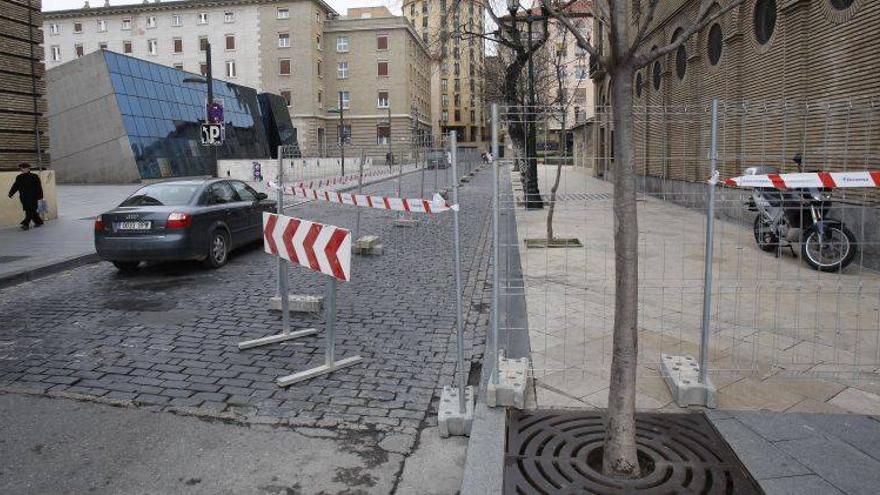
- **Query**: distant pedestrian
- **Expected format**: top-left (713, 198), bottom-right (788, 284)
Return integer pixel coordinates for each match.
top-left (486, 152), bottom-right (493, 163)
top-left (8, 162), bottom-right (44, 231)
top-left (386, 152), bottom-right (394, 171)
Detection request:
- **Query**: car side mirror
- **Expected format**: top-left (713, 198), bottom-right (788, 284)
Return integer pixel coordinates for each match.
top-left (256, 192), bottom-right (268, 201)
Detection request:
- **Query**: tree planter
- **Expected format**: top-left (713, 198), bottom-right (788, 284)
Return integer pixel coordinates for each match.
top-left (524, 238), bottom-right (583, 248)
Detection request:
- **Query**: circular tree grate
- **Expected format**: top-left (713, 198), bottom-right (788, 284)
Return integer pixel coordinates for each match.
top-left (504, 410), bottom-right (762, 494)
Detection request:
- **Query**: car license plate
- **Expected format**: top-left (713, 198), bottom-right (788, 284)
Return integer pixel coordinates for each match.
top-left (116, 221), bottom-right (151, 230)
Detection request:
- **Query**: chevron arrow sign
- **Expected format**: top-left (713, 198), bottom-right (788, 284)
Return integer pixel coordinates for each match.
top-left (263, 212), bottom-right (352, 282)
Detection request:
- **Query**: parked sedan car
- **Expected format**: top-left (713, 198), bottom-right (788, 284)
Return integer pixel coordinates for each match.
top-left (426, 151), bottom-right (448, 169)
top-left (95, 179), bottom-right (275, 271)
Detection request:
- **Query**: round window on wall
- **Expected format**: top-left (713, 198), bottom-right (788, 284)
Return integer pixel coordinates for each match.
top-left (635, 72), bottom-right (643, 97)
top-left (830, 0), bottom-right (855, 10)
top-left (652, 61), bottom-right (662, 90)
top-left (753, 0), bottom-right (777, 45)
top-left (708, 23), bottom-right (723, 65)
top-left (672, 29), bottom-right (687, 80)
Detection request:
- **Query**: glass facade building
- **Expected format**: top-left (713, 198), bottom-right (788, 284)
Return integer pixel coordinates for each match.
top-left (104, 51), bottom-right (270, 179)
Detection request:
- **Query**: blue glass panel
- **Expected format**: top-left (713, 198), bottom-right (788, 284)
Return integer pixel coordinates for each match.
top-left (144, 80), bottom-right (157, 100)
top-left (106, 52), bottom-right (119, 74)
top-left (134, 117), bottom-right (149, 137)
top-left (133, 77), bottom-right (147, 97)
top-left (116, 94), bottom-right (131, 115)
top-left (110, 73), bottom-right (124, 93)
top-left (122, 114), bottom-right (137, 135)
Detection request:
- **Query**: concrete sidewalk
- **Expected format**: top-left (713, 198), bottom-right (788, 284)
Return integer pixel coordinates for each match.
top-left (0, 184), bottom-right (139, 288)
top-left (709, 410), bottom-right (880, 495)
top-left (510, 164), bottom-right (880, 415)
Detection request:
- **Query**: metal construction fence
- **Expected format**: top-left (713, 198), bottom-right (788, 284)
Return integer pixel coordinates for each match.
top-left (487, 100), bottom-right (880, 406)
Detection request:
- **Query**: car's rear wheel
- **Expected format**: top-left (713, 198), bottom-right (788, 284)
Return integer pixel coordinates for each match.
top-left (112, 261), bottom-right (140, 272)
top-left (203, 229), bottom-right (229, 268)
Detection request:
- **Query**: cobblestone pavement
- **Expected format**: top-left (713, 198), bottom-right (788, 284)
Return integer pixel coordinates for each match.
top-left (0, 166), bottom-right (493, 445)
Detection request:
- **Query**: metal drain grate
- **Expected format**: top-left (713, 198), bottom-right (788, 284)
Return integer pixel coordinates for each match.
top-left (505, 410), bottom-right (762, 494)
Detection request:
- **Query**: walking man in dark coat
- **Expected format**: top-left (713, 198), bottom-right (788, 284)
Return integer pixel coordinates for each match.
top-left (7, 162), bottom-right (44, 230)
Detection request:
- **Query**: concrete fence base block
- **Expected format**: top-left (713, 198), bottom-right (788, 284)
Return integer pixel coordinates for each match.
top-left (353, 236), bottom-right (384, 255)
top-left (460, 176), bottom-right (471, 183)
top-left (487, 352), bottom-right (529, 409)
top-left (269, 294), bottom-right (323, 313)
top-left (438, 385), bottom-right (474, 438)
top-left (660, 353), bottom-right (716, 408)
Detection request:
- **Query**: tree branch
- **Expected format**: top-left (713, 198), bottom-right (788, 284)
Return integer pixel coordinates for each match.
top-left (632, 0), bottom-right (745, 67)
top-left (540, 0), bottom-right (602, 62)
top-left (627, 0), bottom-right (661, 58)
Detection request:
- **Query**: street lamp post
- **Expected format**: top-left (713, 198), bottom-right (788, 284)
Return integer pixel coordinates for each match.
top-left (505, 0), bottom-right (545, 209)
top-left (184, 41), bottom-right (219, 177)
top-left (328, 93), bottom-right (345, 176)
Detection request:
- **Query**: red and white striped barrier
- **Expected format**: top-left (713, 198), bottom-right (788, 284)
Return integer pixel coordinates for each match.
top-left (268, 181), bottom-right (459, 214)
top-left (723, 171), bottom-right (880, 189)
top-left (263, 212), bottom-right (351, 282)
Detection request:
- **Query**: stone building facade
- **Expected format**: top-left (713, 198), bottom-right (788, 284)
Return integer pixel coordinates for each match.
top-left (42, 0), bottom-right (430, 158)
top-left (402, 0), bottom-right (486, 143)
top-left (1, 0), bottom-right (57, 228)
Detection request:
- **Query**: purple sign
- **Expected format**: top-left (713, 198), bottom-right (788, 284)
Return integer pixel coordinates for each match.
top-left (208, 101), bottom-right (224, 124)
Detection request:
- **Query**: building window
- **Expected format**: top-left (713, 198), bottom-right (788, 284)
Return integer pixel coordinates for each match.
top-left (73, 22), bottom-right (82, 33)
top-left (198, 13), bottom-right (208, 25)
top-left (121, 18), bottom-right (131, 30)
top-left (316, 34), bottom-right (321, 49)
top-left (338, 91), bottom-right (350, 109)
top-left (123, 40), bottom-right (132, 54)
top-left (224, 11), bottom-right (235, 23)
top-left (377, 125), bottom-right (390, 145)
top-left (441, 110), bottom-right (448, 122)
top-left (635, 71), bottom-right (643, 97)
top-left (199, 36), bottom-right (208, 52)
top-left (337, 61), bottom-right (349, 79)
top-left (226, 35), bottom-right (235, 50)
top-left (454, 110), bottom-right (461, 121)
top-left (172, 14), bottom-right (182, 27)
top-left (200, 63), bottom-right (208, 76)
top-left (51, 45), bottom-right (61, 61)
top-left (173, 63), bottom-right (184, 70)
top-left (318, 90), bottom-right (323, 108)
top-left (279, 58), bottom-right (291, 75)
top-left (317, 60), bottom-right (322, 77)
top-left (226, 60), bottom-right (236, 78)
top-left (148, 39), bottom-right (157, 55)
top-left (422, 32), bottom-right (428, 44)
top-left (830, 0), bottom-right (854, 10)
top-left (75, 43), bottom-right (83, 57)
top-left (378, 61), bottom-right (389, 76)
top-left (470, 110), bottom-right (475, 122)
top-left (50, 23), bottom-right (59, 35)
top-left (278, 33), bottom-right (290, 48)
top-left (280, 90), bottom-right (292, 106)
top-left (277, 8), bottom-right (289, 19)
top-left (336, 36), bottom-right (349, 52)
top-left (422, 17), bottom-right (428, 28)
top-left (377, 34), bottom-right (388, 50)
top-left (173, 38), bottom-right (183, 53)
top-left (441, 79), bottom-right (448, 93)
top-left (99, 42), bottom-right (108, 50)
top-left (753, 0), bottom-right (777, 45)
top-left (652, 60), bottom-right (662, 90)
top-left (707, 23), bottom-right (723, 65)
top-left (673, 29), bottom-right (686, 80)
top-left (441, 94), bottom-right (448, 108)
top-left (146, 16), bottom-right (156, 29)
top-left (97, 19), bottom-right (107, 32)
top-left (377, 91), bottom-right (389, 108)
top-left (575, 65), bottom-right (588, 80)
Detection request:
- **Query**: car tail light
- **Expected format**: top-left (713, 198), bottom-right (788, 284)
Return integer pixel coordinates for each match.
top-left (166, 212), bottom-right (191, 229)
top-left (94, 215), bottom-right (106, 231)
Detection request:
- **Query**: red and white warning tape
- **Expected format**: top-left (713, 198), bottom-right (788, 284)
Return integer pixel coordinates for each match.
top-left (268, 181), bottom-right (459, 214)
top-left (722, 171), bottom-right (880, 189)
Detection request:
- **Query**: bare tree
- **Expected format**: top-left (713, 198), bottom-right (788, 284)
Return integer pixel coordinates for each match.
top-left (538, 0), bottom-right (744, 478)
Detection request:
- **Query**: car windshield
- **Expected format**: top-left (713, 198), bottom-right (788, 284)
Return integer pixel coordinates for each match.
top-left (120, 184), bottom-right (200, 207)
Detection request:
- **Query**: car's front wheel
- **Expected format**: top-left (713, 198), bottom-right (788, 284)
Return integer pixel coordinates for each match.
top-left (112, 261), bottom-right (140, 272)
top-left (203, 229), bottom-right (229, 269)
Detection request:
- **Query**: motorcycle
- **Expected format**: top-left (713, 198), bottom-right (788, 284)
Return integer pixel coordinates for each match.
top-left (745, 164), bottom-right (857, 272)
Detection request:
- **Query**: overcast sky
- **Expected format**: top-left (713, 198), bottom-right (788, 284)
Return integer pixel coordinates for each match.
top-left (43, 0), bottom-right (403, 15)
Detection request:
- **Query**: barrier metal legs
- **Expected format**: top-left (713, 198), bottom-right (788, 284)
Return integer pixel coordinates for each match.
top-left (276, 276), bottom-right (363, 387)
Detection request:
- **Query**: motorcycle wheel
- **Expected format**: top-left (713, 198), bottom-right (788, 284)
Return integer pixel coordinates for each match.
top-left (800, 222), bottom-right (857, 272)
top-left (753, 215), bottom-right (780, 252)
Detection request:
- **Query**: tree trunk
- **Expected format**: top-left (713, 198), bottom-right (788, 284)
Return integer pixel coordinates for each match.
top-left (602, 63), bottom-right (641, 478)
top-left (546, 115), bottom-right (565, 243)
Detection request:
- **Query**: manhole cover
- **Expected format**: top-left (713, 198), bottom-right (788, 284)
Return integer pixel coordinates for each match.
top-left (505, 410), bottom-right (762, 494)
top-left (0, 255), bottom-right (29, 263)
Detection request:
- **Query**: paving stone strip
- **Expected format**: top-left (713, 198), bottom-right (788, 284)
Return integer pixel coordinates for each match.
top-left (0, 167), bottom-right (495, 457)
